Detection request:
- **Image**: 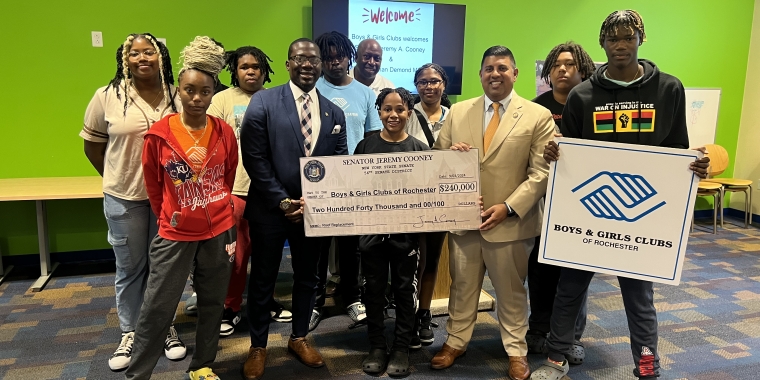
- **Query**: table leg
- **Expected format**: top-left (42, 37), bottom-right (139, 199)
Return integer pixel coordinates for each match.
top-left (30, 200), bottom-right (59, 292)
top-left (0, 243), bottom-right (13, 286)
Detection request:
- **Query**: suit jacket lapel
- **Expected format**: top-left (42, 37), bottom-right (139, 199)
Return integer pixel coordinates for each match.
top-left (312, 90), bottom-right (334, 155)
top-left (483, 93), bottom-right (523, 162)
top-left (469, 96), bottom-right (485, 162)
top-left (281, 84), bottom-right (306, 156)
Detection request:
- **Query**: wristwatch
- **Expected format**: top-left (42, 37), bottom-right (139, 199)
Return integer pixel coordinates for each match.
top-left (279, 198), bottom-right (292, 211)
top-left (505, 202), bottom-right (516, 217)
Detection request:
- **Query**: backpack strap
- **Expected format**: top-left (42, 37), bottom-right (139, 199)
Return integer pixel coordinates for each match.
top-left (413, 108), bottom-right (435, 147)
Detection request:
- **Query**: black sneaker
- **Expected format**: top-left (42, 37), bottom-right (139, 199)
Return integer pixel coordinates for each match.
top-left (308, 309), bottom-right (322, 332)
top-left (220, 308), bottom-right (241, 337)
top-left (270, 301), bottom-right (293, 323)
top-left (417, 309), bottom-right (434, 345)
top-left (409, 332), bottom-right (422, 350)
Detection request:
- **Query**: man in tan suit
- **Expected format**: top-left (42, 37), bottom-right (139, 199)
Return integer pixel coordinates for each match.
top-left (430, 46), bottom-right (554, 380)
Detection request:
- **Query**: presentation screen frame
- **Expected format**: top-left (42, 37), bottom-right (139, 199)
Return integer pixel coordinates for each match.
top-left (312, 0), bottom-right (465, 95)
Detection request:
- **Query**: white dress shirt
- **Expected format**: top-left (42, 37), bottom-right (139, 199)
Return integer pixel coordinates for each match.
top-left (289, 81), bottom-right (322, 151)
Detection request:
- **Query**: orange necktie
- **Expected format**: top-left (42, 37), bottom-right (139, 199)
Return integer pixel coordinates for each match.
top-left (484, 102), bottom-right (500, 151)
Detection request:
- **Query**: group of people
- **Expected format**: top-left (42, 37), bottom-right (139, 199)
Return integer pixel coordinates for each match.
top-left (79, 8), bottom-right (710, 380)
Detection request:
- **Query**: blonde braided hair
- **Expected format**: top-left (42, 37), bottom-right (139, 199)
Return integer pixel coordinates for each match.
top-left (178, 36), bottom-right (226, 84)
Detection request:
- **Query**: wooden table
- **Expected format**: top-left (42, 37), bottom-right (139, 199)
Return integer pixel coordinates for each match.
top-left (430, 234), bottom-right (495, 316)
top-left (0, 176), bottom-right (103, 291)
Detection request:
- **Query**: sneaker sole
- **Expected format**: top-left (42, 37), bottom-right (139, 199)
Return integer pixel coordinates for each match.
top-left (409, 343), bottom-right (422, 350)
top-left (272, 317), bottom-right (293, 323)
top-left (108, 363), bottom-right (129, 372)
top-left (165, 351), bottom-right (187, 361)
top-left (220, 329), bottom-right (235, 337)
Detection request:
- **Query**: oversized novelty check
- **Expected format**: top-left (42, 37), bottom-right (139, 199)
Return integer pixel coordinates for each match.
top-left (300, 150), bottom-right (481, 237)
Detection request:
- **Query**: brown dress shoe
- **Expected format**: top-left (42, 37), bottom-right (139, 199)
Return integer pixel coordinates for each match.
top-left (243, 347), bottom-right (267, 380)
top-left (508, 356), bottom-right (531, 380)
top-left (288, 337), bottom-right (325, 368)
top-left (430, 342), bottom-right (466, 369)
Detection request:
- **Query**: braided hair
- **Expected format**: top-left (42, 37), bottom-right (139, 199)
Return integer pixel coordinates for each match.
top-left (540, 41), bottom-right (596, 87)
top-left (375, 87), bottom-right (415, 111)
top-left (315, 31), bottom-right (357, 71)
top-left (106, 33), bottom-right (177, 115)
top-left (178, 36), bottom-right (227, 85)
top-left (224, 46), bottom-right (274, 87)
top-left (599, 10), bottom-right (647, 47)
top-left (413, 63), bottom-right (452, 108)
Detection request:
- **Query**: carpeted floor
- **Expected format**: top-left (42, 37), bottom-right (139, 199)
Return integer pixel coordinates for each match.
top-left (0, 218), bottom-right (758, 380)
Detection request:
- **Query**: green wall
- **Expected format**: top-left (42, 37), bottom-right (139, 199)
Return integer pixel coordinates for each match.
top-left (0, 0), bottom-right (754, 256)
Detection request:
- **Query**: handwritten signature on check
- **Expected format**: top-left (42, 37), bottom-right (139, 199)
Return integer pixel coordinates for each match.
top-left (412, 214), bottom-right (465, 228)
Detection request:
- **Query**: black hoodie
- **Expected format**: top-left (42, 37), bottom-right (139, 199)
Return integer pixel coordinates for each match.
top-left (560, 59), bottom-right (689, 149)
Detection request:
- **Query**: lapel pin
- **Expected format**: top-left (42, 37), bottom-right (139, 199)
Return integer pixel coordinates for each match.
top-left (325, 112), bottom-right (329, 116)
top-left (513, 112), bottom-right (518, 118)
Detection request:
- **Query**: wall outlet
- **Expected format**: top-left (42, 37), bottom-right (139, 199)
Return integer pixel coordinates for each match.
top-left (157, 38), bottom-right (166, 47)
top-left (91, 31), bottom-right (103, 47)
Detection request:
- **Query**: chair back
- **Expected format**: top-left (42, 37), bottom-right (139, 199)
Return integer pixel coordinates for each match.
top-left (704, 144), bottom-right (729, 177)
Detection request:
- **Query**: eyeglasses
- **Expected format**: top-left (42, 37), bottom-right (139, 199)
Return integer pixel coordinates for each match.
top-left (415, 79), bottom-right (443, 88)
top-left (324, 55), bottom-right (346, 64)
top-left (128, 50), bottom-right (157, 58)
top-left (289, 55), bottom-right (321, 66)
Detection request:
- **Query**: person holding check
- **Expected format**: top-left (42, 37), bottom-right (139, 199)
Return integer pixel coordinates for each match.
top-left (239, 38), bottom-right (348, 380)
top-left (431, 46), bottom-right (555, 380)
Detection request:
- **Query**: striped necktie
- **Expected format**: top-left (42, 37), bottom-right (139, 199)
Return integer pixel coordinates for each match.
top-left (301, 93), bottom-right (313, 156)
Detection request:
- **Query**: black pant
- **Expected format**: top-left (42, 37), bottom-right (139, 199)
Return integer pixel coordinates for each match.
top-left (247, 220), bottom-right (325, 347)
top-left (362, 244), bottom-right (419, 352)
top-left (527, 236), bottom-right (587, 339)
top-left (546, 267), bottom-right (660, 378)
top-left (315, 235), bottom-right (362, 309)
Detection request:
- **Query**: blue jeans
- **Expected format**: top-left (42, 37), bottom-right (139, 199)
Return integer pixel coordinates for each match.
top-left (104, 193), bottom-right (157, 332)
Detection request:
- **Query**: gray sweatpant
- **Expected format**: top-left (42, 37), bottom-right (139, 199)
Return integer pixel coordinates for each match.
top-left (126, 228), bottom-right (235, 379)
top-left (546, 267), bottom-right (660, 379)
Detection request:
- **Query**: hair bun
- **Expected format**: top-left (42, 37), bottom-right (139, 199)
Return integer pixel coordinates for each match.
top-left (179, 36), bottom-right (226, 78)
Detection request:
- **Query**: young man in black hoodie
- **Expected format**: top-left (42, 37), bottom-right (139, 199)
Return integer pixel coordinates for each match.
top-left (531, 10), bottom-right (710, 380)
top-left (526, 42), bottom-right (596, 362)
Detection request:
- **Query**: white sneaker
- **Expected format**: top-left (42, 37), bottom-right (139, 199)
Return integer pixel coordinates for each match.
top-left (220, 308), bottom-right (241, 337)
top-left (346, 302), bottom-right (367, 323)
top-left (164, 325), bottom-right (187, 360)
top-left (109, 332), bottom-right (134, 371)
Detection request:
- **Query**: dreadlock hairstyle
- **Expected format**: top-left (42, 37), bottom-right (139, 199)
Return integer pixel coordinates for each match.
top-left (540, 41), bottom-right (596, 87)
top-left (224, 46), bottom-right (275, 87)
top-left (413, 63), bottom-right (452, 108)
top-left (178, 36), bottom-right (227, 87)
top-left (598, 10), bottom-right (647, 47)
top-left (375, 87), bottom-right (415, 111)
top-left (315, 31), bottom-right (357, 72)
top-left (106, 33), bottom-right (177, 115)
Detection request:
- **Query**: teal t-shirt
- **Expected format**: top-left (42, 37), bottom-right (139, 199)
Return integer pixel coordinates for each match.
top-left (316, 77), bottom-right (382, 154)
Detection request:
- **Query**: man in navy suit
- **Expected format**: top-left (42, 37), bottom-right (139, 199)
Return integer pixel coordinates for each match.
top-left (240, 38), bottom-right (348, 380)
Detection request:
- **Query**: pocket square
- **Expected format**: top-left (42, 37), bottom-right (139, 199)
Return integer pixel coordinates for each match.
top-left (331, 125), bottom-right (342, 134)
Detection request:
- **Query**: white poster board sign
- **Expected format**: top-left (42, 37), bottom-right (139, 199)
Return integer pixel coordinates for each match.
top-left (539, 138), bottom-right (701, 285)
top-left (684, 88), bottom-right (720, 148)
